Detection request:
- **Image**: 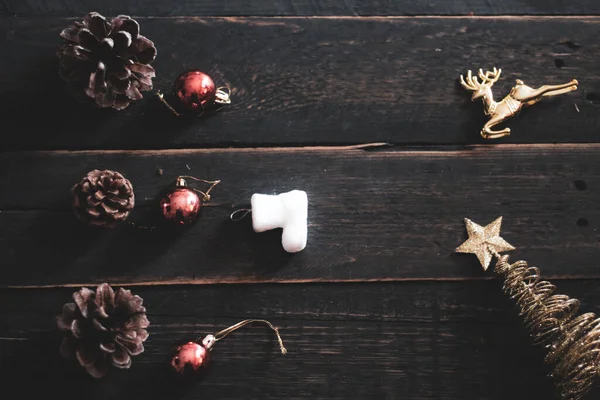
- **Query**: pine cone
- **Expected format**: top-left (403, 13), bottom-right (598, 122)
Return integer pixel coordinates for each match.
top-left (56, 283), bottom-right (150, 378)
top-left (57, 12), bottom-right (157, 110)
top-left (71, 169), bottom-right (135, 227)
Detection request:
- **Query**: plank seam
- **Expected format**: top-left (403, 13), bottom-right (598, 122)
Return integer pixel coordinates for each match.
top-left (4, 142), bottom-right (600, 156)
top-left (3, 15), bottom-right (600, 20)
top-left (4, 275), bottom-right (600, 289)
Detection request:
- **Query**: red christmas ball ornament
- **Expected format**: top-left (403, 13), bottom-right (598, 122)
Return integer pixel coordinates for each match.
top-left (174, 70), bottom-right (216, 113)
top-left (159, 177), bottom-right (202, 226)
top-left (170, 339), bottom-right (212, 378)
top-left (168, 320), bottom-right (286, 381)
top-left (156, 69), bottom-right (231, 116)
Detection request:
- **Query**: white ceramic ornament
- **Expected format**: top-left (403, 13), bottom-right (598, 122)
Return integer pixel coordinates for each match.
top-left (251, 190), bottom-right (308, 253)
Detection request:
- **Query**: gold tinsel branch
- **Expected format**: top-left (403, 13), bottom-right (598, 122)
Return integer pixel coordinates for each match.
top-left (494, 254), bottom-right (600, 400)
top-left (456, 217), bottom-right (600, 400)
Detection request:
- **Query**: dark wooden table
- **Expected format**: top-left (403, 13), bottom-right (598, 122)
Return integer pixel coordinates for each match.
top-left (1, 1), bottom-right (600, 399)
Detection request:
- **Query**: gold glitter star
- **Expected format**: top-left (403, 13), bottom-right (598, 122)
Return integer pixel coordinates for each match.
top-left (456, 217), bottom-right (515, 271)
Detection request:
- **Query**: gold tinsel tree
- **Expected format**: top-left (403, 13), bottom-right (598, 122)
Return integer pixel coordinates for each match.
top-left (456, 217), bottom-right (600, 400)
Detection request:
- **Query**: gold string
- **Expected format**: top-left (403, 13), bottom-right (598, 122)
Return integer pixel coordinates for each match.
top-left (213, 319), bottom-right (287, 355)
top-left (155, 91), bottom-right (181, 116)
top-left (177, 176), bottom-right (221, 202)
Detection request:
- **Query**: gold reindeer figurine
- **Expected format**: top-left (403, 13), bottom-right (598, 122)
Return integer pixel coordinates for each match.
top-left (460, 68), bottom-right (578, 139)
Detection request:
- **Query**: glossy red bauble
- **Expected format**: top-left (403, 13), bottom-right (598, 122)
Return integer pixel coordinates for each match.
top-left (159, 178), bottom-right (202, 226)
top-left (174, 69), bottom-right (216, 114)
top-left (170, 342), bottom-right (211, 377)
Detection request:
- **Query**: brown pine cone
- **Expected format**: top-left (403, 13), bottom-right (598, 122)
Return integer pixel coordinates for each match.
top-left (57, 12), bottom-right (157, 110)
top-left (71, 169), bottom-right (135, 227)
top-left (56, 283), bottom-right (150, 378)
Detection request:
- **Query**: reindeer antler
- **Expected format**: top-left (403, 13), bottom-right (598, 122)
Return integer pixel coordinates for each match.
top-left (460, 70), bottom-right (479, 91)
top-left (460, 68), bottom-right (502, 91)
top-left (478, 68), bottom-right (502, 86)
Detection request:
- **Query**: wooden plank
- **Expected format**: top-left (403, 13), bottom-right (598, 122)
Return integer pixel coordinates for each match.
top-left (0, 17), bottom-right (597, 150)
top-left (1, 144), bottom-right (600, 286)
top-left (4, 280), bottom-right (600, 329)
top-left (2, 0), bottom-right (600, 17)
top-left (3, 282), bottom-right (600, 399)
top-left (1, 320), bottom-right (560, 400)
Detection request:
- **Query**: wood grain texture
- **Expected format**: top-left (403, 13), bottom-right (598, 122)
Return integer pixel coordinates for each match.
top-left (2, 0), bottom-right (600, 17)
top-left (5, 281), bottom-right (600, 400)
top-left (2, 7), bottom-right (600, 400)
top-left (1, 145), bottom-right (599, 287)
top-left (0, 17), bottom-right (598, 150)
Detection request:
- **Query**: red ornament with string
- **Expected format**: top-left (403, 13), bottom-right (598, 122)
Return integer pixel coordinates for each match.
top-left (169, 319), bottom-right (287, 379)
top-left (156, 69), bottom-right (231, 116)
top-left (159, 176), bottom-right (221, 227)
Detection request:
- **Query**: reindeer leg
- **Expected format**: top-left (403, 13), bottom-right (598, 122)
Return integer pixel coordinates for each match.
top-left (481, 115), bottom-right (511, 139)
top-left (541, 85), bottom-right (578, 97)
top-left (513, 80), bottom-right (578, 103)
top-left (523, 84), bottom-right (578, 106)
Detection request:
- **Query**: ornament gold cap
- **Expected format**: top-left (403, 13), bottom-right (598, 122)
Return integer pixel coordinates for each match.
top-left (201, 334), bottom-right (216, 350)
top-left (175, 177), bottom-right (188, 187)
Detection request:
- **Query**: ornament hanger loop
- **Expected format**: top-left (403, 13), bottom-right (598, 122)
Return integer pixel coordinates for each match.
top-left (212, 319), bottom-right (287, 355)
top-left (177, 175), bottom-right (221, 201)
top-left (230, 208), bottom-right (252, 222)
top-left (215, 86), bottom-right (232, 105)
